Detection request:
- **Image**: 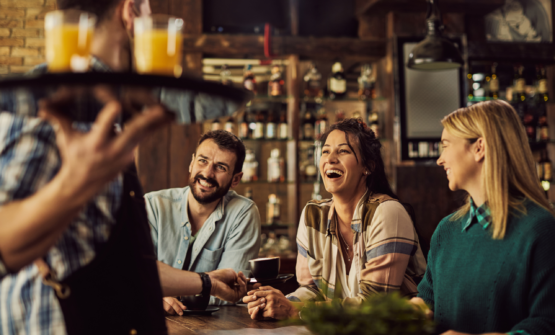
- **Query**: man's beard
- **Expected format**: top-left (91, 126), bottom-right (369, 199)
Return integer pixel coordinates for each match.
top-left (189, 173), bottom-right (232, 204)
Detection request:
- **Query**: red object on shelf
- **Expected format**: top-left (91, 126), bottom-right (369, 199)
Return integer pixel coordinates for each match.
top-left (264, 22), bottom-right (275, 59)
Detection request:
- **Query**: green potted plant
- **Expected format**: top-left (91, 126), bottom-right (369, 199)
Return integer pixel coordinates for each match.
top-left (286, 292), bottom-right (434, 335)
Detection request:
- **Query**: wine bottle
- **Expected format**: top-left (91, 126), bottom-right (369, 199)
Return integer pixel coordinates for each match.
top-left (328, 62), bottom-right (347, 100)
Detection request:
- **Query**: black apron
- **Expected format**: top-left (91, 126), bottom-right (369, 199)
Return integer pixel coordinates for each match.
top-left (54, 167), bottom-right (167, 335)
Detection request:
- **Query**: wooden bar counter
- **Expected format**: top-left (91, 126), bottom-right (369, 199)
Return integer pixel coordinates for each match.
top-left (165, 306), bottom-right (311, 335)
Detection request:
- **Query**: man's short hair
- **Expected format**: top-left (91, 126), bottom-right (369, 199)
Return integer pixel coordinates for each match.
top-left (56, 0), bottom-right (145, 24)
top-left (197, 130), bottom-right (246, 175)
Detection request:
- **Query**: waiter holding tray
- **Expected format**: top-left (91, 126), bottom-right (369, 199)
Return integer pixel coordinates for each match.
top-left (0, 0), bottom-right (248, 334)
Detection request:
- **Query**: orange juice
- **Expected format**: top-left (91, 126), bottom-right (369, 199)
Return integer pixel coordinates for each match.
top-left (135, 29), bottom-right (183, 77)
top-left (45, 25), bottom-right (93, 72)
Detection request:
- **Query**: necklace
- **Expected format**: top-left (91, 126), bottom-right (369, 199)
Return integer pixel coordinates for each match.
top-left (336, 218), bottom-right (352, 262)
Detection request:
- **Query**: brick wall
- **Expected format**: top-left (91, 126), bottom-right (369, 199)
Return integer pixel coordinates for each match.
top-left (0, 0), bottom-right (56, 76)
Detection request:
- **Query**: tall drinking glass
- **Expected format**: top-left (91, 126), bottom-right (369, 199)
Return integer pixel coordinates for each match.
top-left (45, 10), bottom-right (96, 72)
top-left (134, 15), bottom-right (184, 77)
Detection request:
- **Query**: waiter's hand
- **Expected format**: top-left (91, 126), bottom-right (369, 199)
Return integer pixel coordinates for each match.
top-left (38, 88), bottom-right (174, 206)
top-left (162, 297), bottom-right (186, 316)
top-left (208, 270), bottom-right (247, 302)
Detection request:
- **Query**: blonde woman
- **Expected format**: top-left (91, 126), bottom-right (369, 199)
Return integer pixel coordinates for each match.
top-left (413, 100), bottom-right (555, 335)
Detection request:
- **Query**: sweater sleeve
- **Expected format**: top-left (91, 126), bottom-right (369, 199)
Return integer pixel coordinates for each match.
top-left (509, 222), bottom-right (555, 335)
top-left (416, 245), bottom-right (434, 310)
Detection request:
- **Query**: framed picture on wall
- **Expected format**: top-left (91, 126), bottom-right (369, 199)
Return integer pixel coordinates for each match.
top-left (486, 0), bottom-right (553, 42)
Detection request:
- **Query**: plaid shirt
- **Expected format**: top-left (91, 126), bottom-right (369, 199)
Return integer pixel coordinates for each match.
top-left (463, 200), bottom-right (529, 335)
top-left (287, 190), bottom-right (427, 304)
top-left (0, 59), bottom-right (122, 335)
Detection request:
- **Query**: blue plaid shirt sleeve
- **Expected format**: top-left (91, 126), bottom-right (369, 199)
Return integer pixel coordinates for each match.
top-left (0, 113), bottom-right (58, 279)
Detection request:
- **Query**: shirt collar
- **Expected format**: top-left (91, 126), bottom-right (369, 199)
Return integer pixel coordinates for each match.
top-left (326, 189), bottom-right (369, 235)
top-left (463, 198), bottom-right (492, 231)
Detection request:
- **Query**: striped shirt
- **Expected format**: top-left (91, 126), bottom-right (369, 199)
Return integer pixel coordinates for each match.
top-left (0, 59), bottom-right (122, 335)
top-left (287, 190), bottom-right (427, 304)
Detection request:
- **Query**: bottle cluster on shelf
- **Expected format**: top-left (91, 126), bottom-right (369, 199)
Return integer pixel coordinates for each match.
top-left (467, 63), bottom-right (550, 144)
top-left (407, 141), bottom-right (443, 159)
top-left (241, 148), bottom-right (285, 183)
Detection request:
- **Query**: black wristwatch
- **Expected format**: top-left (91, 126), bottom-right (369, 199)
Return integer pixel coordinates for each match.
top-left (198, 272), bottom-right (212, 298)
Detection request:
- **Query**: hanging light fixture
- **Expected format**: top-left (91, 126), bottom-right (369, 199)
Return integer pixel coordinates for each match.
top-left (407, 0), bottom-right (464, 71)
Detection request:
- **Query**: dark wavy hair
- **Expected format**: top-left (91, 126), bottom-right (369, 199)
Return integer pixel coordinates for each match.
top-left (319, 118), bottom-right (398, 200)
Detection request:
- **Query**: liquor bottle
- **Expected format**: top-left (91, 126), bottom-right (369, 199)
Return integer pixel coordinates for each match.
top-left (211, 118), bottom-right (221, 131)
top-left (304, 62), bottom-right (323, 98)
top-left (487, 63), bottom-right (499, 100)
top-left (243, 64), bottom-right (257, 95)
top-left (304, 146), bottom-right (318, 182)
top-left (242, 149), bottom-right (259, 182)
top-left (278, 110), bottom-right (288, 140)
top-left (537, 65), bottom-right (549, 103)
top-left (239, 111), bottom-right (250, 139)
top-left (220, 64), bottom-right (232, 86)
top-left (268, 65), bottom-right (284, 97)
top-left (540, 149), bottom-right (552, 191)
top-left (335, 110), bottom-right (346, 123)
top-left (358, 64), bottom-right (375, 101)
top-left (328, 62), bottom-right (347, 100)
top-left (267, 148), bottom-right (285, 182)
top-left (301, 104), bottom-right (316, 141)
top-left (265, 110), bottom-right (277, 139)
top-left (523, 106), bottom-right (536, 141)
top-left (245, 187), bottom-right (253, 200)
top-left (266, 194), bottom-right (280, 225)
top-left (315, 108), bottom-right (328, 140)
top-left (369, 110), bottom-right (379, 138)
top-left (467, 66), bottom-right (474, 102)
top-left (224, 116), bottom-right (235, 133)
top-left (253, 111), bottom-right (265, 139)
top-left (536, 104), bottom-right (549, 142)
top-left (248, 111), bottom-right (257, 139)
top-left (513, 64), bottom-right (527, 103)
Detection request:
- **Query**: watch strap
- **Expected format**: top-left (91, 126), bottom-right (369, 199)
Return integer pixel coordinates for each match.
top-left (198, 272), bottom-right (212, 298)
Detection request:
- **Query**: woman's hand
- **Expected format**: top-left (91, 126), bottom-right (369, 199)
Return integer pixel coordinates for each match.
top-left (243, 286), bottom-right (298, 320)
top-left (409, 297), bottom-right (434, 320)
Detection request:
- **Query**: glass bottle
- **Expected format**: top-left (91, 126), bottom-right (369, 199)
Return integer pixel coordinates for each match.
top-left (248, 111), bottom-right (257, 139)
top-left (243, 64), bottom-right (257, 95)
top-left (239, 110), bottom-right (250, 139)
top-left (315, 108), bottom-right (328, 140)
top-left (268, 65), bottom-right (284, 97)
top-left (242, 149), bottom-right (259, 182)
top-left (487, 62), bottom-right (499, 100)
top-left (267, 148), bottom-right (285, 182)
top-left (540, 149), bottom-right (552, 192)
top-left (253, 110), bottom-right (265, 139)
top-left (220, 64), bottom-right (232, 86)
top-left (278, 110), bottom-right (288, 140)
top-left (224, 116), bottom-right (235, 133)
top-left (537, 65), bottom-right (549, 103)
top-left (369, 110), bottom-right (379, 138)
top-left (358, 64), bottom-right (375, 101)
top-left (211, 118), bottom-right (221, 131)
top-left (301, 104), bottom-right (316, 141)
top-left (265, 110), bottom-right (277, 139)
top-left (304, 146), bottom-right (318, 182)
top-left (523, 106), bottom-right (536, 141)
top-left (536, 104), bottom-right (549, 142)
top-left (328, 62), bottom-right (347, 100)
top-left (513, 64), bottom-right (527, 103)
top-left (303, 62), bottom-right (323, 98)
top-left (266, 194), bottom-right (280, 225)
top-left (467, 66), bottom-right (474, 102)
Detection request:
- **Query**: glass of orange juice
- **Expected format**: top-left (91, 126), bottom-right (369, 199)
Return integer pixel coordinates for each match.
top-left (134, 15), bottom-right (184, 77)
top-left (45, 10), bottom-right (96, 73)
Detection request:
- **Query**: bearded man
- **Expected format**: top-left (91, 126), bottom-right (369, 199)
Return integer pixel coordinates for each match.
top-left (145, 130), bottom-right (261, 314)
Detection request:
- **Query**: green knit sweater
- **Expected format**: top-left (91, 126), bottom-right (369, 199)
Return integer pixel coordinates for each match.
top-left (418, 199), bottom-right (555, 335)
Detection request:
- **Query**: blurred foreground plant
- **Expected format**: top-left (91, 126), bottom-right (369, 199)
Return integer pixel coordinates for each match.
top-left (285, 292), bottom-right (434, 335)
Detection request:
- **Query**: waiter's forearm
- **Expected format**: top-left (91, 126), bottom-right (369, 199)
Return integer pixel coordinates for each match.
top-left (0, 168), bottom-right (85, 272)
top-left (156, 261), bottom-right (203, 297)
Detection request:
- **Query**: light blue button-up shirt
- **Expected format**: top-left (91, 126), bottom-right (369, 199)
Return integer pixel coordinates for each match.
top-left (145, 186), bottom-right (261, 304)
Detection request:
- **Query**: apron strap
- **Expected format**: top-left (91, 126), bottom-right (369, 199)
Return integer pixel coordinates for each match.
top-left (34, 259), bottom-right (71, 299)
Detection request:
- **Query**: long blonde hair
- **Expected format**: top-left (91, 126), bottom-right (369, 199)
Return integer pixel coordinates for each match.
top-left (442, 100), bottom-right (554, 239)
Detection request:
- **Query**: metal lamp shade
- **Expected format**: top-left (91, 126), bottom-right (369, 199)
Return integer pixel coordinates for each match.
top-left (407, 35), bottom-right (464, 71)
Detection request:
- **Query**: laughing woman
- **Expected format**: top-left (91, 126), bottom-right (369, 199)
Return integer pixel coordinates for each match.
top-left (412, 100), bottom-right (555, 335)
top-left (243, 118), bottom-right (427, 320)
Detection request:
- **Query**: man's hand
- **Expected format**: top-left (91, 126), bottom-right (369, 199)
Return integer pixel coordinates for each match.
top-left (409, 297), bottom-right (434, 320)
top-left (38, 89), bottom-right (174, 206)
top-left (243, 286), bottom-right (298, 320)
top-left (209, 270), bottom-right (247, 303)
top-left (162, 297), bottom-right (186, 316)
